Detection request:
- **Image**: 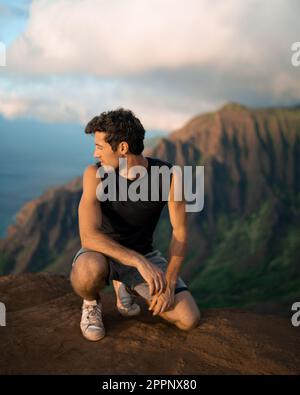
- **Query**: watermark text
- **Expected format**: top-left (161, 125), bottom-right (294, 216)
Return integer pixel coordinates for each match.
top-left (95, 159), bottom-right (204, 213)
top-left (0, 41), bottom-right (6, 67)
top-left (291, 302), bottom-right (300, 327)
top-left (291, 42), bottom-right (300, 67)
top-left (0, 302), bottom-right (6, 326)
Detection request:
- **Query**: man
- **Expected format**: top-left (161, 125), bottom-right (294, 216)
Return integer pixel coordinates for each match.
top-left (70, 108), bottom-right (200, 341)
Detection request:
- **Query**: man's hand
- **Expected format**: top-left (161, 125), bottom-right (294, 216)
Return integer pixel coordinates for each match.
top-left (136, 259), bottom-right (167, 296)
top-left (148, 284), bottom-right (175, 315)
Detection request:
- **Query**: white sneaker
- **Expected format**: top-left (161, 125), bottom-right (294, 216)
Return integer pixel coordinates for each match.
top-left (80, 299), bottom-right (105, 341)
top-left (116, 283), bottom-right (141, 317)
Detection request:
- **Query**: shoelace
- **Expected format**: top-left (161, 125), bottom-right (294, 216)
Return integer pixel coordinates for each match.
top-left (86, 304), bottom-right (102, 326)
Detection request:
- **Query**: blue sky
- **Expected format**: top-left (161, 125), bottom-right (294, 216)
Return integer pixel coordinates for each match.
top-left (0, 0), bottom-right (299, 131)
top-left (0, 0), bottom-right (30, 44)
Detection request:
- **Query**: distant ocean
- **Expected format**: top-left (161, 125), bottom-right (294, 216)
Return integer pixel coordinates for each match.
top-left (0, 116), bottom-right (165, 238)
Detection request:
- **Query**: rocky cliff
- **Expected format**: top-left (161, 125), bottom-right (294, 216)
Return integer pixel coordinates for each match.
top-left (0, 273), bottom-right (299, 374)
top-left (0, 177), bottom-right (82, 275)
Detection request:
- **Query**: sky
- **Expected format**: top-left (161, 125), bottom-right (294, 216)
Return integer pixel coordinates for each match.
top-left (0, 0), bottom-right (299, 131)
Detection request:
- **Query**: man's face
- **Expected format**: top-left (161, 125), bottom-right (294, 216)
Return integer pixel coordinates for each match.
top-left (93, 131), bottom-right (120, 169)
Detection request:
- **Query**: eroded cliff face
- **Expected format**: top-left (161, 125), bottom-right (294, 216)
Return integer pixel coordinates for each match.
top-left (0, 177), bottom-right (83, 274)
top-left (1, 103), bottom-right (299, 311)
top-left (151, 104), bottom-right (300, 306)
top-left (153, 103), bottom-right (300, 215)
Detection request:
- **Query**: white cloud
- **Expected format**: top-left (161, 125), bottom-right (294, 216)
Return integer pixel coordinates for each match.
top-left (0, 0), bottom-right (299, 129)
top-left (0, 73), bottom-right (221, 129)
top-left (7, 0), bottom-right (297, 76)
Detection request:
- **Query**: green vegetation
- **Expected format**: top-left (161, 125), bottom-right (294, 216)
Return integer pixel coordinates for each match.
top-left (189, 198), bottom-right (300, 309)
top-left (0, 251), bottom-right (15, 275)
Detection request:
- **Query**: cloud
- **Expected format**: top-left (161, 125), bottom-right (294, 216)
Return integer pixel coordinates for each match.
top-left (0, 0), bottom-right (299, 129)
top-left (0, 73), bottom-right (215, 129)
top-left (1, 62), bottom-right (299, 131)
top-left (7, 0), bottom-right (233, 75)
top-left (7, 0), bottom-right (299, 76)
top-left (0, 0), bottom-right (31, 44)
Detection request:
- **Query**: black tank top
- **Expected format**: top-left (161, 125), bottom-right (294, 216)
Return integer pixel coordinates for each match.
top-left (96, 157), bottom-right (173, 255)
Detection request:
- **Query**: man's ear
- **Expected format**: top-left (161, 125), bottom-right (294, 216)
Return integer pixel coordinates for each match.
top-left (118, 141), bottom-right (129, 155)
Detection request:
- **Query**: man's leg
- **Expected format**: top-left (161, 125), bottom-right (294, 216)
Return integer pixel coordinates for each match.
top-left (156, 291), bottom-right (200, 331)
top-left (70, 251), bottom-right (109, 341)
top-left (70, 251), bottom-right (109, 300)
top-left (112, 280), bottom-right (141, 317)
top-left (134, 283), bottom-right (200, 331)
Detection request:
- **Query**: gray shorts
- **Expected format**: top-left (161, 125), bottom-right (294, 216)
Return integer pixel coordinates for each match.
top-left (72, 248), bottom-right (188, 300)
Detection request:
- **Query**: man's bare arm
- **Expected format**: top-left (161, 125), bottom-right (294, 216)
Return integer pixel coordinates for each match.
top-left (78, 165), bottom-right (166, 295)
top-left (166, 199), bottom-right (188, 288)
top-left (165, 171), bottom-right (188, 288)
top-left (148, 173), bottom-right (188, 314)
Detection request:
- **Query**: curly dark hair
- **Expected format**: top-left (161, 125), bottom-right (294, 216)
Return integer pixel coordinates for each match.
top-left (85, 108), bottom-right (145, 155)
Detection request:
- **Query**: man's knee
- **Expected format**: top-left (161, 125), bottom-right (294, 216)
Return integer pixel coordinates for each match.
top-left (70, 252), bottom-right (108, 292)
top-left (159, 291), bottom-right (201, 331)
top-left (176, 308), bottom-right (201, 331)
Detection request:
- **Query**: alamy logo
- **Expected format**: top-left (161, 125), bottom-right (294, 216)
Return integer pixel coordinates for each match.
top-left (0, 41), bottom-right (6, 67)
top-left (0, 302), bottom-right (6, 326)
top-left (96, 158), bottom-right (204, 213)
top-left (291, 42), bottom-right (300, 67)
top-left (291, 302), bottom-right (300, 327)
